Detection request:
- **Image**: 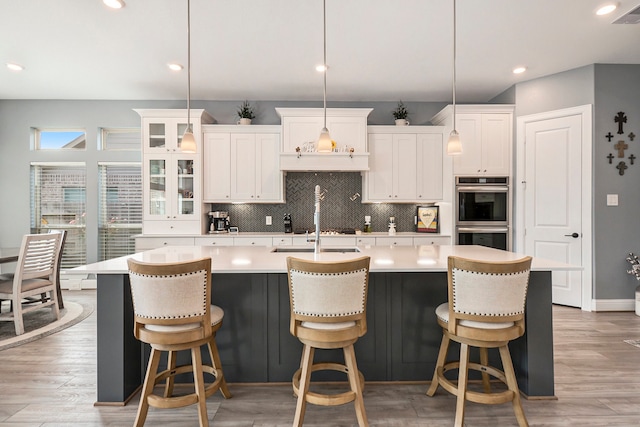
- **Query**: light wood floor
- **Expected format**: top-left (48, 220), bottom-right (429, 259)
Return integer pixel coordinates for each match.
top-left (0, 290), bottom-right (639, 426)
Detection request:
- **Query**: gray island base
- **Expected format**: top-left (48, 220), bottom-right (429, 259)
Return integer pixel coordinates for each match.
top-left (77, 245), bottom-right (572, 404)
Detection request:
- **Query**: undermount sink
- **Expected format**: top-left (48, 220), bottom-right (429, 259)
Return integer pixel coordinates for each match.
top-left (271, 247), bottom-right (361, 253)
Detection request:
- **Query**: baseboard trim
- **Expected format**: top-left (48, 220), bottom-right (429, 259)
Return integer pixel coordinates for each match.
top-left (591, 298), bottom-right (635, 312)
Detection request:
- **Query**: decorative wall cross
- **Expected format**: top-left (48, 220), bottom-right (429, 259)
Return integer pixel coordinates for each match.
top-left (614, 140), bottom-right (628, 157)
top-left (607, 153), bottom-right (614, 164)
top-left (629, 132), bottom-right (636, 142)
top-left (606, 132), bottom-right (614, 142)
top-left (629, 154), bottom-right (636, 165)
top-left (615, 111), bottom-right (627, 134)
top-left (617, 161), bottom-right (628, 176)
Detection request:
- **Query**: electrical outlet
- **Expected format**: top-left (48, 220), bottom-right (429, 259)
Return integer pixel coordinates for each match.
top-left (266, 216), bottom-right (272, 225)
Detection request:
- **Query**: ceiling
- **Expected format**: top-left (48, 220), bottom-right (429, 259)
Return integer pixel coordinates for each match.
top-left (2, 0), bottom-right (640, 103)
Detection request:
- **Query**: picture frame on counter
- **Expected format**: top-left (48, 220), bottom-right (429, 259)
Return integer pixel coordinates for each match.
top-left (417, 206), bottom-right (439, 233)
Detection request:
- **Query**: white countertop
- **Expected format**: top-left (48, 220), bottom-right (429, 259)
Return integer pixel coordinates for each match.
top-left (69, 245), bottom-right (579, 275)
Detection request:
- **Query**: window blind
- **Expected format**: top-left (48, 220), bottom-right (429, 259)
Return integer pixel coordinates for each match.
top-left (100, 128), bottom-right (141, 151)
top-left (98, 163), bottom-right (142, 261)
top-left (30, 163), bottom-right (87, 268)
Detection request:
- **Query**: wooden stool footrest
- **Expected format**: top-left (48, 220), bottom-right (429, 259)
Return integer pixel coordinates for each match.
top-left (148, 364), bottom-right (226, 408)
top-left (437, 361), bottom-right (516, 405)
top-left (292, 362), bottom-right (365, 407)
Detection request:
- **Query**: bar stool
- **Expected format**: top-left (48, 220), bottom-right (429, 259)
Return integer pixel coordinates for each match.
top-left (426, 255), bottom-right (532, 427)
top-left (286, 256), bottom-right (371, 427)
top-left (127, 257), bottom-right (231, 427)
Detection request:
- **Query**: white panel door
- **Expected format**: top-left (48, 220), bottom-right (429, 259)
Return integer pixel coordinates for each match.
top-left (524, 114), bottom-right (583, 307)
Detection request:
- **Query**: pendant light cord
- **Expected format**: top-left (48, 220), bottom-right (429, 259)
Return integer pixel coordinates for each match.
top-left (187, 0), bottom-right (191, 130)
top-left (452, 0), bottom-right (456, 131)
top-left (323, 0), bottom-right (327, 130)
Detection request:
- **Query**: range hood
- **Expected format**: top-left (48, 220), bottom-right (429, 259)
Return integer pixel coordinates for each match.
top-left (276, 108), bottom-right (373, 171)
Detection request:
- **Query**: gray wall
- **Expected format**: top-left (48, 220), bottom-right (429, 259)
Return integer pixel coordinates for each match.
top-left (593, 64), bottom-right (640, 299)
top-left (0, 99), bottom-right (446, 262)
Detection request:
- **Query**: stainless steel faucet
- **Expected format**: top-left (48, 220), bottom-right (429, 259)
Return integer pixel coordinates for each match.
top-left (306, 185), bottom-right (322, 254)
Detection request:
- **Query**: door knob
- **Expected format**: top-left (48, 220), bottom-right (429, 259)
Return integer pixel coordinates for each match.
top-left (564, 232), bottom-right (580, 238)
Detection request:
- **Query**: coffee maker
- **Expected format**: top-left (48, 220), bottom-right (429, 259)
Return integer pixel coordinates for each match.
top-left (208, 211), bottom-right (230, 233)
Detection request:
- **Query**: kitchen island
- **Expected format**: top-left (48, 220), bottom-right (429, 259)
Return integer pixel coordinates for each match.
top-left (73, 245), bottom-right (576, 405)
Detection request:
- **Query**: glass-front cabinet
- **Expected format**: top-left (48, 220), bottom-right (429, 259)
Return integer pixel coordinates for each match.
top-left (145, 155), bottom-right (200, 221)
top-left (136, 109), bottom-right (214, 235)
top-left (145, 119), bottom-right (190, 153)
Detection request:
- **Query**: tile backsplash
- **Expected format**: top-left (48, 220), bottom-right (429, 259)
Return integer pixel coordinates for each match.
top-left (208, 172), bottom-right (425, 233)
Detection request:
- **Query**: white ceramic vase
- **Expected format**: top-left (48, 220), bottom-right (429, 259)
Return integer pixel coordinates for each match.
top-left (395, 119), bottom-right (409, 126)
top-left (237, 118), bottom-right (252, 125)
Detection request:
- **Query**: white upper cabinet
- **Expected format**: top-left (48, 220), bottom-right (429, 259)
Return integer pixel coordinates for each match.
top-left (431, 105), bottom-right (513, 176)
top-left (203, 126), bottom-right (284, 203)
top-left (364, 126), bottom-right (445, 203)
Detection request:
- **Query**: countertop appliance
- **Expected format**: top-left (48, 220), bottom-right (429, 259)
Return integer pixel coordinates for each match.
top-left (455, 177), bottom-right (510, 250)
top-left (284, 214), bottom-right (292, 233)
top-left (208, 211), bottom-right (230, 234)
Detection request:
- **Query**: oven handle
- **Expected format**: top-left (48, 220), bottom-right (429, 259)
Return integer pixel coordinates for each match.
top-left (456, 186), bottom-right (509, 192)
top-left (457, 227), bottom-right (509, 233)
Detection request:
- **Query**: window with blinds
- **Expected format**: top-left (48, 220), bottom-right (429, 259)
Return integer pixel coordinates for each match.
top-left (99, 128), bottom-right (141, 151)
top-left (98, 163), bottom-right (142, 261)
top-left (30, 163), bottom-right (87, 268)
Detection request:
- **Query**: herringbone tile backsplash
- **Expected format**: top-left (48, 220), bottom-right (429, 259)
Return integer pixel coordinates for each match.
top-left (209, 172), bottom-right (421, 233)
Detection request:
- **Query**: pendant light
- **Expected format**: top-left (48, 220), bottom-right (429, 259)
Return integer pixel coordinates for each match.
top-left (181, 0), bottom-right (197, 153)
top-left (447, 0), bottom-right (463, 155)
top-left (316, 0), bottom-right (333, 153)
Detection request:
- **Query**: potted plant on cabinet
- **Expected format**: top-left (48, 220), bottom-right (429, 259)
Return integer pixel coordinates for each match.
top-left (392, 101), bottom-right (410, 126)
top-left (236, 100), bottom-right (255, 125)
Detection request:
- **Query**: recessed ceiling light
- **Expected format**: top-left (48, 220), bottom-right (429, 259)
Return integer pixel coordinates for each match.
top-left (315, 64), bottom-right (328, 72)
top-left (7, 63), bottom-right (24, 71)
top-left (168, 63), bottom-right (184, 71)
top-left (596, 3), bottom-right (617, 15)
top-left (103, 0), bottom-right (125, 9)
top-left (513, 66), bottom-right (527, 74)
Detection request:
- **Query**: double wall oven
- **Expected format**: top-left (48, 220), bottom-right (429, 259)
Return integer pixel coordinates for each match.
top-left (455, 177), bottom-right (510, 251)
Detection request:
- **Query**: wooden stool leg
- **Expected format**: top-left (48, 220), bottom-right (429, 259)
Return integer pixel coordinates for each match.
top-left (135, 348), bottom-right (161, 427)
top-left (293, 344), bottom-right (314, 427)
top-left (207, 335), bottom-right (232, 398)
top-left (164, 350), bottom-right (177, 398)
top-left (499, 345), bottom-right (529, 427)
top-left (454, 343), bottom-right (470, 427)
top-left (191, 346), bottom-right (209, 427)
top-left (344, 344), bottom-right (368, 427)
top-left (427, 332), bottom-right (450, 396)
top-left (479, 347), bottom-right (491, 393)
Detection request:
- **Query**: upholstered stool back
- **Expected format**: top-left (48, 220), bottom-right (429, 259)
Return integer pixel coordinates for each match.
top-left (288, 257), bottom-right (368, 340)
top-left (129, 259), bottom-right (211, 346)
top-left (446, 256), bottom-right (530, 338)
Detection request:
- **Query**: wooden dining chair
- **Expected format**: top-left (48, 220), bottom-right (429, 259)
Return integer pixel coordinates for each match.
top-left (0, 233), bottom-right (63, 335)
top-left (286, 256), bottom-right (371, 427)
top-left (426, 255), bottom-right (532, 427)
top-left (127, 257), bottom-right (231, 427)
